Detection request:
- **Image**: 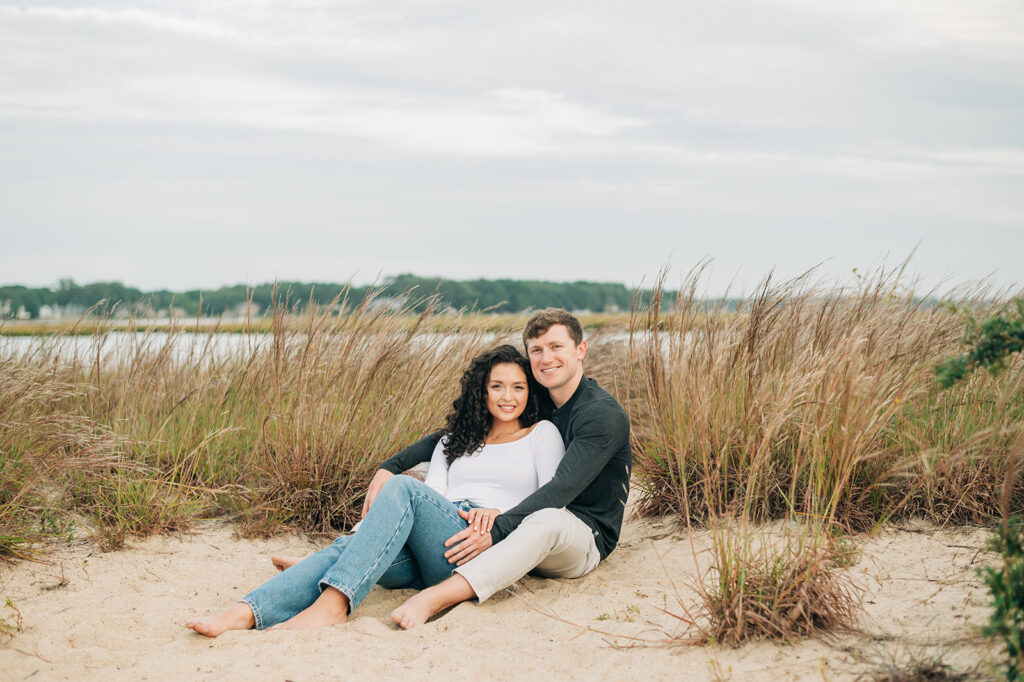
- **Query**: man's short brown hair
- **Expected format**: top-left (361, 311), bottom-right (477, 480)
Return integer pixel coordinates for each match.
top-left (523, 308), bottom-right (584, 348)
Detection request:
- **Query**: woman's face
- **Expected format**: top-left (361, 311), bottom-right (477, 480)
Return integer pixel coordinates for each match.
top-left (485, 362), bottom-right (529, 426)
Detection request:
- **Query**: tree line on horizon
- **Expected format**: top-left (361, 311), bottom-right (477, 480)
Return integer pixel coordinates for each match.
top-left (0, 275), bottom-right (689, 320)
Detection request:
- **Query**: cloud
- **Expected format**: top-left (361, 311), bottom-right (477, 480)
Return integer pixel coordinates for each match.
top-left (769, 0), bottom-right (1024, 60)
top-left (0, 5), bottom-right (643, 156)
top-left (0, 1), bottom-right (1021, 291)
top-left (0, 77), bottom-right (643, 156)
top-left (0, 6), bottom-right (243, 41)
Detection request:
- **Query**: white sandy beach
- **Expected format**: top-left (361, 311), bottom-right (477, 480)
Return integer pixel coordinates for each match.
top-left (0, 513), bottom-right (996, 681)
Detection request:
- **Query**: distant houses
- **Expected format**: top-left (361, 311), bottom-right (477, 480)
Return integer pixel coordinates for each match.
top-left (36, 304), bottom-right (86, 320)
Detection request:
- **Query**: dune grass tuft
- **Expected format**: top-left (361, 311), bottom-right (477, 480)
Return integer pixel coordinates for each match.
top-left (692, 521), bottom-right (862, 646)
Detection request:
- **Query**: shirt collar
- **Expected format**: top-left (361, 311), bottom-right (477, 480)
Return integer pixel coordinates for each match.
top-left (552, 374), bottom-right (589, 415)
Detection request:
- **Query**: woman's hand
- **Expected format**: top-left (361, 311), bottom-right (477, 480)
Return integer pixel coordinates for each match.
top-left (463, 507), bottom-right (500, 534)
top-left (443, 507), bottom-right (500, 566)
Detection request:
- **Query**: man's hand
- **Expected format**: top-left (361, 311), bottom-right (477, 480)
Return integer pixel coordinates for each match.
top-left (444, 507), bottom-right (497, 565)
top-left (361, 469), bottom-right (394, 518)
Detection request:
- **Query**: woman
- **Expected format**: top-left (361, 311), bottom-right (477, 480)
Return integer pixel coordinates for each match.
top-left (185, 344), bottom-right (563, 636)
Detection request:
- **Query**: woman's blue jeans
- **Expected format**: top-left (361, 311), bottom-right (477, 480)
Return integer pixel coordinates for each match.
top-left (241, 475), bottom-right (471, 629)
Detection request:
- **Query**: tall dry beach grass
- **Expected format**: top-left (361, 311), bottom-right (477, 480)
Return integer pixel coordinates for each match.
top-left (623, 265), bottom-right (1024, 643)
top-left (625, 265), bottom-right (1024, 528)
top-left (0, 362), bottom-right (127, 560)
top-left (1, 288), bottom-right (507, 552)
top-left (1, 271), bottom-right (1022, 650)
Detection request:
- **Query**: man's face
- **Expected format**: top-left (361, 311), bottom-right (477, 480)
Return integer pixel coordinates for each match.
top-left (525, 324), bottom-right (586, 394)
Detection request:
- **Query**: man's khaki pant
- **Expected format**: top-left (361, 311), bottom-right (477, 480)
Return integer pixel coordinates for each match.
top-left (454, 508), bottom-right (601, 602)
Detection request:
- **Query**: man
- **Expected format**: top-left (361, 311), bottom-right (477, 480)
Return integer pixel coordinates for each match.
top-left (363, 308), bottom-right (632, 628)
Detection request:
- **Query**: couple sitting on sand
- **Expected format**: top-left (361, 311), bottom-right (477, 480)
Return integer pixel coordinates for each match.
top-left (186, 308), bottom-right (632, 635)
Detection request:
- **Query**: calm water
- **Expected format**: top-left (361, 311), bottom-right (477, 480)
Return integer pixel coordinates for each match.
top-left (0, 329), bottom-right (522, 364)
top-left (0, 329), bottom-right (643, 366)
top-left (0, 331), bottom-right (272, 364)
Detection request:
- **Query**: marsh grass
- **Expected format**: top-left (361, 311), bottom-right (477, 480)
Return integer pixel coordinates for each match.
top-left (625, 265), bottom-right (1024, 528)
top-left (623, 265), bottom-right (1023, 644)
top-left (1, 286), bottom-right (511, 553)
top-left (0, 362), bottom-right (126, 559)
top-left (70, 472), bottom-right (199, 551)
top-left (3, 267), bottom-right (1022, 654)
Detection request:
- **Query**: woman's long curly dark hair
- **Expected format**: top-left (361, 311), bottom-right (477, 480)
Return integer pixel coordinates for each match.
top-left (442, 344), bottom-right (541, 463)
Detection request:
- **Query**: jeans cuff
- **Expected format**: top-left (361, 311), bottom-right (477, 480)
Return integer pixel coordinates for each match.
top-left (318, 578), bottom-right (356, 614)
top-left (239, 598), bottom-right (263, 630)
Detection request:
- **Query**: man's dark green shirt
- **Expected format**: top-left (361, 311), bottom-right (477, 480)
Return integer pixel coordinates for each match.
top-left (379, 376), bottom-right (632, 560)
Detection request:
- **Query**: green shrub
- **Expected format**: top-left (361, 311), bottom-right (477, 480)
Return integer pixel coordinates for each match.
top-left (936, 298), bottom-right (1024, 388)
top-left (982, 516), bottom-right (1024, 680)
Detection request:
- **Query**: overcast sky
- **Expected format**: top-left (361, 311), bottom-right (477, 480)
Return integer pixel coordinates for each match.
top-left (1, 1), bottom-right (1022, 296)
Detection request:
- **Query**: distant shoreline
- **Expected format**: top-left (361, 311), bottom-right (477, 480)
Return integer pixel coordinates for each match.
top-left (0, 312), bottom-right (633, 337)
top-left (0, 318), bottom-right (271, 336)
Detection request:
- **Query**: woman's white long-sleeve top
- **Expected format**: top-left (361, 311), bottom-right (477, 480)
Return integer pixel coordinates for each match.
top-left (423, 420), bottom-right (565, 513)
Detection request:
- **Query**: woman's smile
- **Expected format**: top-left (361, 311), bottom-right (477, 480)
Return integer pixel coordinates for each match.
top-left (485, 362), bottom-right (528, 426)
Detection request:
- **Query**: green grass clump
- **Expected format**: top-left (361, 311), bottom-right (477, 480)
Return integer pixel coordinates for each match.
top-left (70, 471), bottom-right (199, 551)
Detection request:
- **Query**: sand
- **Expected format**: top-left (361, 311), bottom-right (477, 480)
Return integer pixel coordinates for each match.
top-left (0, 514), bottom-right (997, 681)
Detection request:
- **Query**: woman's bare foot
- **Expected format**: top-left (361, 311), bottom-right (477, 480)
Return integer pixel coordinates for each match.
top-left (269, 586), bottom-right (349, 631)
top-left (271, 555), bottom-right (303, 571)
top-left (185, 603), bottom-right (255, 637)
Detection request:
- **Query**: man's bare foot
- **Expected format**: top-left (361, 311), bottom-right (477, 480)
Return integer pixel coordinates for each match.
top-left (185, 603), bottom-right (255, 637)
top-left (390, 592), bottom-right (440, 630)
top-left (269, 586), bottom-right (349, 631)
top-left (271, 555), bottom-right (303, 571)
top-left (391, 574), bottom-right (477, 630)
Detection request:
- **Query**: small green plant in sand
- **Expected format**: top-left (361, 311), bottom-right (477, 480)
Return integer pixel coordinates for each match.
top-left (594, 603), bottom-right (641, 622)
top-left (980, 516), bottom-right (1024, 681)
top-left (0, 598), bottom-right (23, 640)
